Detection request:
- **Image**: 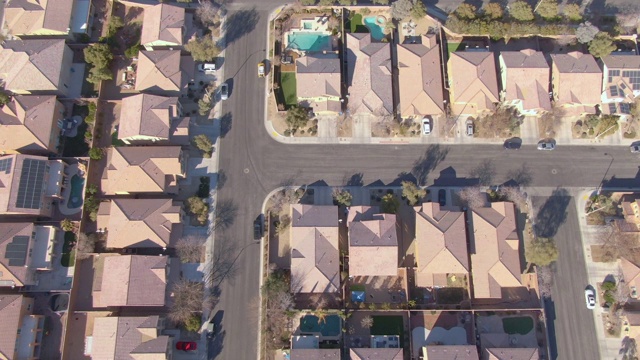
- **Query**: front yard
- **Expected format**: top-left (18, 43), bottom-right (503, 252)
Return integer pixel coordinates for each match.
top-left (281, 72), bottom-right (297, 107)
top-left (573, 115), bottom-right (620, 139)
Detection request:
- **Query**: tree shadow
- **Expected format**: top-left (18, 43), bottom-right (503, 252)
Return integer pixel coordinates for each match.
top-left (544, 297), bottom-right (559, 360)
top-left (205, 236), bottom-right (240, 287)
top-left (343, 173), bottom-right (364, 187)
top-left (504, 163), bottom-right (533, 187)
top-left (619, 336), bottom-right (637, 358)
top-left (208, 328), bottom-right (226, 359)
top-left (219, 112), bottom-right (232, 138)
top-left (389, 171), bottom-right (417, 186)
top-left (222, 8), bottom-right (260, 49)
top-left (211, 199), bottom-right (237, 232)
top-left (533, 188), bottom-right (571, 238)
top-left (432, 166), bottom-right (479, 187)
top-left (411, 144), bottom-right (449, 186)
top-left (216, 170), bottom-right (227, 190)
top-left (470, 159), bottom-right (495, 186)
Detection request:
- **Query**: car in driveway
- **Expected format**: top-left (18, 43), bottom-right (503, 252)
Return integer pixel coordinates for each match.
top-left (176, 341), bottom-right (197, 351)
top-left (537, 140), bottom-right (555, 151)
top-left (585, 287), bottom-right (596, 309)
top-left (422, 117), bottom-right (431, 135)
top-left (466, 121), bottom-right (474, 136)
top-left (220, 83), bottom-right (228, 100)
top-left (438, 189), bottom-right (446, 206)
top-left (198, 63), bottom-right (216, 73)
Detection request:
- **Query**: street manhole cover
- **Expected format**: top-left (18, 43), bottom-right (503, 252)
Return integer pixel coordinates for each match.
top-left (244, 168), bottom-right (249, 174)
top-left (551, 169), bottom-right (557, 174)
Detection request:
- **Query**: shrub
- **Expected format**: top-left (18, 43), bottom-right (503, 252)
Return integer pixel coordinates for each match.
top-left (192, 134), bottom-right (213, 157)
top-left (563, 3), bottom-right (582, 22)
top-left (509, 1), bottom-right (534, 21)
top-left (381, 193), bottom-right (400, 214)
top-left (623, 130), bottom-right (637, 139)
top-left (601, 281), bottom-right (616, 291)
top-left (184, 314), bottom-right (202, 332)
top-left (536, 0), bottom-right (559, 21)
top-left (483, 3), bottom-right (503, 20)
top-left (61, 219), bottom-right (74, 232)
top-left (197, 177), bottom-right (211, 198)
top-left (588, 32), bottom-right (616, 58)
top-left (88, 147), bottom-right (103, 160)
top-left (187, 196), bottom-right (209, 225)
top-left (455, 3), bottom-right (477, 20)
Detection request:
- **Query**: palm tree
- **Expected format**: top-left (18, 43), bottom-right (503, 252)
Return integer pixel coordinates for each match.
top-left (361, 315), bottom-right (374, 329)
top-left (315, 309), bottom-right (328, 324)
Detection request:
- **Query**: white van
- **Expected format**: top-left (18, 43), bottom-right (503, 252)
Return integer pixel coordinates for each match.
top-left (198, 63), bottom-right (216, 73)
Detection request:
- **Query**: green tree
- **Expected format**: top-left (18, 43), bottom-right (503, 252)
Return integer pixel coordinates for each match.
top-left (186, 196), bottom-right (209, 224)
top-left (525, 237), bottom-right (559, 266)
top-left (88, 147), bottom-right (103, 160)
top-left (84, 43), bottom-right (113, 69)
top-left (192, 134), bottom-right (213, 157)
top-left (588, 32), bottom-right (617, 58)
top-left (198, 98), bottom-right (212, 116)
top-left (373, 0), bottom-right (390, 4)
top-left (576, 21), bottom-right (599, 43)
top-left (381, 193), bottom-right (400, 214)
top-left (108, 16), bottom-right (124, 36)
top-left (61, 219), bottom-right (74, 232)
top-left (338, 0), bottom-right (355, 5)
top-left (86, 184), bottom-right (98, 195)
top-left (455, 3), bottom-right (477, 20)
top-left (185, 36), bottom-right (220, 62)
top-left (184, 314), bottom-right (201, 332)
top-left (87, 66), bottom-right (113, 84)
top-left (483, 3), bottom-right (503, 20)
top-left (0, 91), bottom-right (10, 107)
top-left (410, 0), bottom-right (427, 20)
top-left (285, 106), bottom-right (309, 130)
top-left (562, 3), bottom-right (582, 22)
top-left (333, 189), bottom-right (353, 206)
top-left (391, 0), bottom-right (413, 20)
top-left (509, 1), bottom-right (534, 21)
top-left (300, 0), bottom-right (316, 4)
top-left (318, 0), bottom-right (333, 5)
top-left (536, 0), bottom-right (559, 21)
top-left (401, 181), bottom-right (426, 205)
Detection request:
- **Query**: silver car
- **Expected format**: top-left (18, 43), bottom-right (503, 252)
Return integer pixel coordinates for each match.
top-left (422, 117), bottom-right (431, 135)
top-left (537, 141), bottom-right (555, 151)
top-left (220, 83), bottom-right (228, 100)
top-left (631, 144), bottom-right (640, 153)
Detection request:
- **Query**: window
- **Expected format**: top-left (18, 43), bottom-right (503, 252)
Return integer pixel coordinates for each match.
top-left (610, 86), bottom-right (619, 97)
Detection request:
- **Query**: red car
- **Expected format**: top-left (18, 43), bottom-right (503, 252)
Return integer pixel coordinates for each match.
top-left (176, 341), bottom-right (197, 351)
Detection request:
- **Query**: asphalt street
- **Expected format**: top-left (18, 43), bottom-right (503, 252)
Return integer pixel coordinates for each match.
top-left (213, 3), bottom-right (640, 360)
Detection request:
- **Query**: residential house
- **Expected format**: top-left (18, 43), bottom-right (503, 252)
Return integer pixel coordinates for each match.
top-left (499, 50), bottom-right (551, 116)
top-left (483, 348), bottom-right (539, 360)
top-left (0, 95), bottom-right (65, 154)
top-left (0, 154), bottom-right (65, 217)
top-left (622, 311), bottom-right (640, 355)
top-left (87, 315), bottom-right (172, 360)
top-left (141, 4), bottom-right (190, 50)
top-left (619, 194), bottom-right (640, 232)
top-left (350, 348), bottom-right (403, 359)
top-left (290, 204), bottom-right (339, 294)
top-left (550, 52), bottom-right (602, 115)
top-left (600, 55), bottom-right (640, 115)
top-left (620, 257), bottom-right (640, 299)
top-left (101, 146), bottom-right (186, 195)
top-left (135, 50), bottom-right (195, 95)
top-left (0, 295), bottom-right (45, 360)
top-left (0, 39), bottom-right (73, 96)
top-left (0, 222), bottom-right (60, 288)
top-left (414, 203), bottom-right (470, 288)
top-left (290, 349), bottom-right (340, 360)
top-left (345, 33), bottom-right (393, 115)
top-left (93, 255), bottom-right (170, 307)
top-left (423, 345), bottom-right (479, 360)
top-left (397, 34), bottom-right (445, 118)
top-left (295, 53), bottom-right (341, 114)
top-left (347, 206), bottom-right (398, 277)
top-left (447, 51), bottom-right (499, 116)
top-left (97, 198), bottom-right (183, 249)
top-left (4, 0), bottom-right (92, 37)
top-left (118, 94), bottom-right (188, 145)
top-left (469, 202), bottom-right (524, 299)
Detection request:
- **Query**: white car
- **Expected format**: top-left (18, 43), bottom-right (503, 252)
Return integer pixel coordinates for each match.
top-left (585, 288), bottom-right (596, 309)
top-left (219, 83), bottom-right (228, 101)
top-left (537, 141), bottom-right (555, 151)
top-left (422, 117), bottom-right (431, 135)
top-left (197, 63), bottom-right (216, 73)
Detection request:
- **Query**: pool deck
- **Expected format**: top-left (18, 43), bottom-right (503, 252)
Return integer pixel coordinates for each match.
top-left (59, 163), bottom-right (86, 216)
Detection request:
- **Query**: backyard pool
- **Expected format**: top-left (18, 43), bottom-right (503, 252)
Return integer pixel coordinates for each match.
top-left (68, 175), bottom-right (84, 209)
top-left (287, 32), bottom-right (332, 52)
top-left (299, 315), bottom-right (341, 337)
top-left (364, 16), bottom-right (386, 41)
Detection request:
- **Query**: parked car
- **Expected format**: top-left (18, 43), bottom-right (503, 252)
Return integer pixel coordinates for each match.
top-left (585, 287), bottom-right (596, 310)
top-left (537, 140), bottom-right (555, 151)
top-left (220, 83), bottom-right (228, 100)
top-left (438, 189), bottom-right (446, 206)
top-left (258, 62), bottom-right (265, 78)
top-left (466, 121), bottom-right (474, 136)
top-left (176, 341), bottom-right (197, 352)
top-left (206, 321), bottom-right (216, 340)
top-left (197, 63), bottom-right (216, 73)
top-left (631, 144), bottom-right (640, 153)
top-left (254, 215), bottom-right (264, 240)
top-left (422, 117), bottom-right (431, 135)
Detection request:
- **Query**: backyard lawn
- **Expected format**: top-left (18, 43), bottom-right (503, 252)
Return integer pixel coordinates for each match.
top-left (281, 72), bottom-right (297, 107)
top-left (502, 316), bottom-right (534, 335)
top-left (371, 316), bottom-right (404, 346)
top-left (61, 231), bottom-right (76, 267)
top-left (111, 130), bottom-right (125, 146)
top-left (446, 42), bottom-right (464, 59)
top-left (349, 13), bottom-right (368, 33)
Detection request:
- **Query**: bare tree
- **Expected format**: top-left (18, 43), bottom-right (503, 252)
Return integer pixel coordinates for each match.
top-left (499, 186), bottom-right (528, 210)
top-left (169, 279), bottom-right (207, 325)
top-left (616, 266), bottom-right (631, 307)
top-left (361, 315), bottom-right (374, 328)
top-left (458, 186), bottom-right (487, 210)
top-left (598, 225), bottom-right (639, 262)
top-left (176, 235), bottom-right (206, 263)
top-left (537, 265), bottom-right (553, 299)
top-left (195, 1), bottom-right (220, 28)
top-left (76, 233), bottom-right (98, 260)
top-left (275, 214), bottom-right (291, 234)
top-left (270, 187), bottom-right (303, 214)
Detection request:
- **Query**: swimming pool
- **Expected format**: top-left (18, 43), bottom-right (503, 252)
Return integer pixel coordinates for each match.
top-left (68, 175), bottom-right (84, 209)
top-left (287, 32), bottom-right (332, 52)
top-left (299, 315), bottom-right (341, 337)
top-left (364, 16), bottom-right (386, 41)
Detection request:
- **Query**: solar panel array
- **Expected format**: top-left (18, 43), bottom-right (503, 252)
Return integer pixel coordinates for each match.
top-left (621, 103), bottom-right (631, 114)
top-left (609, 103), bottom-right (617, 114)
top-left (608, 70), bottom-right (620, 83)
top-left (5, 235), bottom-right (28, 266)
top-left (623, 70), bottom-right (640, 90)
top-left (610, 86), bottom-right (619, 97)
top-left (0, 158), bottom-right (12, 174)
top-left (16, 159), bottom-right (46, 210)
